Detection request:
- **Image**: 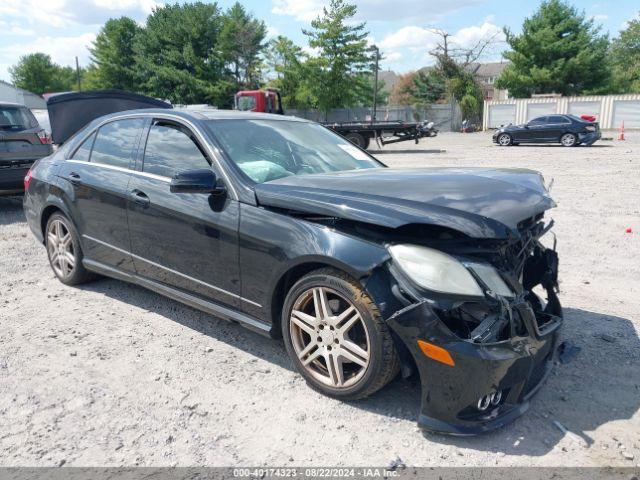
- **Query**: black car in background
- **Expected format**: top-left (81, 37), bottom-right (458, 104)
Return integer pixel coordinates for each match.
top-left (0, 103), bottom-right (53, 195)
top-left (493, 114), bottom-right (601, 147)
top-left (23, 91), bottom-right (563, 435)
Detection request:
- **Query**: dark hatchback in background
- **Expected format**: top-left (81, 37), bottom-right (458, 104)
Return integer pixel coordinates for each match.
top-left (0, 102), bottom-right (52, 195)
top-left (24, 91), bottom-right (563, 435)
top-left (493, 114), bottom-right (601, 147)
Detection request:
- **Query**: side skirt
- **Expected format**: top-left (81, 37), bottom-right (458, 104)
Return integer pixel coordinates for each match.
top-left (83, 259), bottom-right (272, 338)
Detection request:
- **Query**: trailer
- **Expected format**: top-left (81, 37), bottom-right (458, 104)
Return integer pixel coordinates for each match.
top-left (234, 89), bottom-right (437, 150)
top-left (324, 120), bottom-right (437, 149)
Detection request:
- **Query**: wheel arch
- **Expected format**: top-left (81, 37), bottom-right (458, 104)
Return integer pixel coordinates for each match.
top-left (39, 200), bottom-right (72, 244)
top-left (268, 255), bottom-right (383, 338)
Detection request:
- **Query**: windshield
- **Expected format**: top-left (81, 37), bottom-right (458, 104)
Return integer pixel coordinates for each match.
top-left (235, 95), bottom-right (256, 112)
top-left (0, 105), bottom-right (36, 131)
top-left (206, 119), bottom-right (382, 183)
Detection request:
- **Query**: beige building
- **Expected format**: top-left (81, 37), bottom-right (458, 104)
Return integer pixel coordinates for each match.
top-left (467, 62), bottom-right (510, 101)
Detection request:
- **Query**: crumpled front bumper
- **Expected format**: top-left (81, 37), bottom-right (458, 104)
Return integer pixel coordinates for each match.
top-left (387, 298), bottom-right (561, 435)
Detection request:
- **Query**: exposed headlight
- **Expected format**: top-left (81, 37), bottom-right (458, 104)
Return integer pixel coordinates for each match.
top-left (465, 262), bottom-right (513, 297)
top-left (388, 245), bottom-right (483, 296)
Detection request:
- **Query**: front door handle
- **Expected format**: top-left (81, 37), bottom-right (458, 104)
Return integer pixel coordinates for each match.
top-left (66, 171), bottom-right (81, 184)
top-left (130, 189), bottom-right (150, 208)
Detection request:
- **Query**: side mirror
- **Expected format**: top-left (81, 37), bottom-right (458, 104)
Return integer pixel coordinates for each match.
top-left (170, 168), bottom-right (226, 195)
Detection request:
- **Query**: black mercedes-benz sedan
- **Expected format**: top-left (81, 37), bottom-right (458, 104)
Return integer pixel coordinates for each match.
top-left (24, 92), bottom-right (563, 435)
top-left (493, 114), bottom-right (601, 147)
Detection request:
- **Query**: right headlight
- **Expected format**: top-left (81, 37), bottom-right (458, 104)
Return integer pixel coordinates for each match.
top-left (388, 244), bottom-right (483, 296)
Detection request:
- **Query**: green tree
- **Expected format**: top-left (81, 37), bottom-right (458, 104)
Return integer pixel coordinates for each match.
top-left (302, 0), bottom-right (373, 113)
top-left (134, 2), bottom-right (232, 106)
top-left (89, 17), bottom-right (141, 90)
top-left (9, 53), bottom-right (75, 94)
top-left (412, 69), bottom-right (446, 105)
top-left (610, 15), bottom-right (640, 93)
top-left (495, 0), bottom-right (610, 97)
top-left (219, 2), bottom-right (266, 89)
top-left (264, 35), bottom-right (313, 108)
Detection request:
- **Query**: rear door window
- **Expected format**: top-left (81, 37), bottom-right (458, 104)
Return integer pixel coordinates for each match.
top-left (142, 121), bottom-right (210, 177)
top-left (72, 131), bottom-right (96, 161)
top-left (548, 115), bottom-right (570, 124)
top-left (91, 118), bottom-right (145, 169)
top-left (528, 117), bottom-right (548, 126)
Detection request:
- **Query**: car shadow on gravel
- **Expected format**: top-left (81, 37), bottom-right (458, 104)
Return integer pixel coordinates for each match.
top-left (79, 278), bottom-right (640, 455)
top-left (421, 307), bottom-right (640, 455)
top-left (0, 195), bottom-right (26, 225)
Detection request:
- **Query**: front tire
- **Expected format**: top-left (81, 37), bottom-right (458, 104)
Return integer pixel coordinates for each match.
top-left (45, 213), bottom-right (94, 285)
top-left (497, 133), bottom-right (512, 146)
top-left (560, 133), bottom-right (577, 147)
top-left (282, 268), bottom-right (399, 400)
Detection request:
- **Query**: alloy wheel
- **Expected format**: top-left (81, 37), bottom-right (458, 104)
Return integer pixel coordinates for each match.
top-left (47, 219), bottom-right (76, 279)
top-left (561, 133), bottom-right (576, 146)
top-left (498, 134), bottom-right (511, 146)
top-left (289, 287), bottom-right (371, 388)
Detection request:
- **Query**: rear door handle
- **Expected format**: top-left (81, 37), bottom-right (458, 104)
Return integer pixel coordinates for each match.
top-left (130, 189), bottom-right (150, 207)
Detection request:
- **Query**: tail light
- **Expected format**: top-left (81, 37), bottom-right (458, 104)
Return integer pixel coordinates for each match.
top-left (24, 168), bottom-right (34, 191)
top-left (37, 130), bottom-right (52, 144)
top-left (585, 125), bottom-right (597, 132)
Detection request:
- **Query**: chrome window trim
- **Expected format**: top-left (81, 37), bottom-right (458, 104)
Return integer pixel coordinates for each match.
top-left (66, 112), bottom-right (238, 199)
top-left (83, 234), bottom-right (262, 308)
top-left (66, 159), bottom-right (171, 183)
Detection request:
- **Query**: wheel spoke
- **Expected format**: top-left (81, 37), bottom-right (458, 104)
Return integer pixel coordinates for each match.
top-left (335, 305), bottom-right (355, 325)
top-left (340, 340), bottom-right (369, 367)
top-left (64, 251), bottom-right (75, 268)
top-left (326, 352), bottom-right (344, 387)
top-left (337, 312), bottom-right (360, 334)
top-left (291, 310), bottom-right (317, 335)
top-left (60, 233), bottom-right (72, 249)
top-left (47, 232), bottom-right (58, 247)
top-left (313, 287), bottom-right (331, 320)
top-left (297, 340), bottom-right (318, 360)
top-left (301, 346), bottom-right (322, 366)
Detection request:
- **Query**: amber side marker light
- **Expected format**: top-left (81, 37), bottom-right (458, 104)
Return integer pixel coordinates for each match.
top-left (417, 340), bottom-right (455, 367)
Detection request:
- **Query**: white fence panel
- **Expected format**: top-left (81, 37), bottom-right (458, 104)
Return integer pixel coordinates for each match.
top-left (484, 94), bottom-right (640, 130)
top-left (488, 104), bottom-right (516, 128)
top-left (526, 103), bottom-right (556, 121)
top-left (568, 101), bottom-right (601, 118)
top-left (612, 100), bottom-right (640, 129)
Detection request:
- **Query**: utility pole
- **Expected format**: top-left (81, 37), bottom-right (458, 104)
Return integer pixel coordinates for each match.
top-left (371, 45), bottom-right (379, 125)
top-left (75, 56), bottom-right (81, 91)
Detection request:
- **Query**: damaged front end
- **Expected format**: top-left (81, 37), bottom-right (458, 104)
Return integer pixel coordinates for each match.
top-left (379, 216), bottom-right (562, 435)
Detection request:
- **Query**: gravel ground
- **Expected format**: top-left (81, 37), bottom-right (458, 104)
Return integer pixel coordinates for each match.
top-left (1, 132), bottom-right (639, 467)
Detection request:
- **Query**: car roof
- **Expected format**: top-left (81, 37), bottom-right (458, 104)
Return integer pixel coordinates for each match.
top-left (94, 107), bottom-right (309, 124)
top-left (0, 102), bottom-right (28, 108)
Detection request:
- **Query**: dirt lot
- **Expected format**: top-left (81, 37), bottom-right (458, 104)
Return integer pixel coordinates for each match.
top-left (1, 132), bottom-right (639, 467)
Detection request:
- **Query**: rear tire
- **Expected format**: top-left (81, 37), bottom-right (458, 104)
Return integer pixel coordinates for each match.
top-left (282, 268), bottom-right (399, 400)
top-left (45, 213), bottom-right (95, 285)
top-left (345, 132), bottom-right (366, 149)
top-left (560, 133), bottom-right (577, 147)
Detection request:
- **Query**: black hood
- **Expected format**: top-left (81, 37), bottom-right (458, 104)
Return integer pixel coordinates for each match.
top-left (254, 168), bottom-right (555, 239)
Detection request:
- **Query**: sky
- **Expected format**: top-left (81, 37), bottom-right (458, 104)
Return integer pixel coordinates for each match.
top-left (0, 0), bottom-right (638, 83)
